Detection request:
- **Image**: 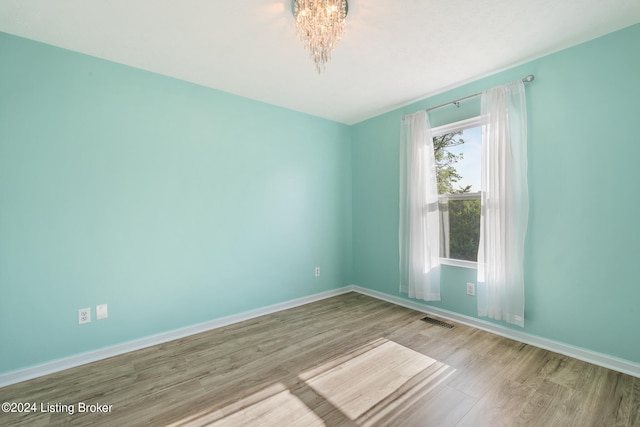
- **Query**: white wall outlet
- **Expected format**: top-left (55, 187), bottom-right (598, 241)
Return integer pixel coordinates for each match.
top-left (79, 308), bottom-right (91, 324)
top-left (315, 266), bottom-right (321, 277)
top-left (96, 304), bottom-right (108, 320)
top-left (466, 283), bottom-right (475, 296)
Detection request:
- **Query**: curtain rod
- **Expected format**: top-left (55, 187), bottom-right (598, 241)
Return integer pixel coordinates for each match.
top-left (426, 74), bottom-right (535, 113)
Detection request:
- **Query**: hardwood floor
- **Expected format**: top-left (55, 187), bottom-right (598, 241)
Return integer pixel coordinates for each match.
top-left (1, 292), bottom-right (639, 426)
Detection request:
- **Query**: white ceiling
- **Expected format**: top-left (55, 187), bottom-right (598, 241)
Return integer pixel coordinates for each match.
top-left (1, 1), bottom-right (639, 124)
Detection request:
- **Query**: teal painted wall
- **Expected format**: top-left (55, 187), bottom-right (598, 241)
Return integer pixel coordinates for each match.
top-left (2, 24), bottom-right (639, 375)
top-left (0, 33), bottom-right (352, 373)
top-left (352, 24), bottom-right (640, 363)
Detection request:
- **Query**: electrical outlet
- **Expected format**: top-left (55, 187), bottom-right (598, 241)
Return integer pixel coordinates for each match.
top-left (79, 308), bottom-right (91, 324)
top-left (466, 283), bottom-right (475, 296)
top-left (96, 304), bottom-right (108, 320)
top-left (315, 267), bottom-right (321, 277)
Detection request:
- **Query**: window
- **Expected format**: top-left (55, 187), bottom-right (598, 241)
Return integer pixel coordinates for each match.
top-left (431, 117), bottom-right (481, 267)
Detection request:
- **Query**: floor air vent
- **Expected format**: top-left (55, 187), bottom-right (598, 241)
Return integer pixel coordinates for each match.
top-left (421, 316), bottom-right (454, 329)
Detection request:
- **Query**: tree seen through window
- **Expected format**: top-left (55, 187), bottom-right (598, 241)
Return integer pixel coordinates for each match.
top-left (433, 124), bottom-right (481, 262)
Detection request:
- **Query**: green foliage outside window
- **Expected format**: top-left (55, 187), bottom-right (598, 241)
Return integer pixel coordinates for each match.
top-left (441, 198), bottom-right (481, 261)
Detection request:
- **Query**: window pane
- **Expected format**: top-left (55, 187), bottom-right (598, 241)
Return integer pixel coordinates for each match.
top-left (439, 196), bottom-right (481, 262)
top-left (433, 126), bottom-right (481, 195)
top-left (444, 126), bottom-right (481, 193)
top-left (432, 120), bottom-right (482, 263)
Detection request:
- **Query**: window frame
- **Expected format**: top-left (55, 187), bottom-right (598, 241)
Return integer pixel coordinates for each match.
top-left (431, 116), bottom-right (482, 269)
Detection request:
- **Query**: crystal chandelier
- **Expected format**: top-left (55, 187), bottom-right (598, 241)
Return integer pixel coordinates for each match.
top-left (293, 0), bottom-right (348, 73)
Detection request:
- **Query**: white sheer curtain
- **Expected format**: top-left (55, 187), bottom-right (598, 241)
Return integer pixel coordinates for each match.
top-left (477, 80), bottom-right (529, 327)
top-left (399, 111), bottom-right (441, 301)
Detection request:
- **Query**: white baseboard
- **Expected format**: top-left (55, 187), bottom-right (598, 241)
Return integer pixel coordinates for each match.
top-left (0, 287), bottom-right (353, 388)
top-left (350, 285), bottom-right (640, 379)
top-left (2, 284), bottom-right (638, 387)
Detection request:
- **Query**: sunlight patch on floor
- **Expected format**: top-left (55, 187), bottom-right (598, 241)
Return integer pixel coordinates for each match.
top-left (170, 338), bottom-right (455, 426)
top-left (210, 386), bottom-right (325, 426)
top-left (171, 382), bottom-right (326, 427)
top-left (299, 338), bottom-right (452, 423)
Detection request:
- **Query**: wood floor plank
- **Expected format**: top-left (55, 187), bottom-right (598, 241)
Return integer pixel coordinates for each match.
top-left (515, 378), bottom-right (575, 427)
top-left (447, 355), bottom-right (506, 400)
top-left (631, 376), bottom-right (640, 426)
top-left (456, 377), bottom-right (537, 427)
top-left (1, 292), bottom-right (638, 426)
top-left (385, 384), bottom-right (476, 427)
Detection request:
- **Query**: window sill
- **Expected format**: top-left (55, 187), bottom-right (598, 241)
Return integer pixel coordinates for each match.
top-left (440, 258), bottom-right (477, 269)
